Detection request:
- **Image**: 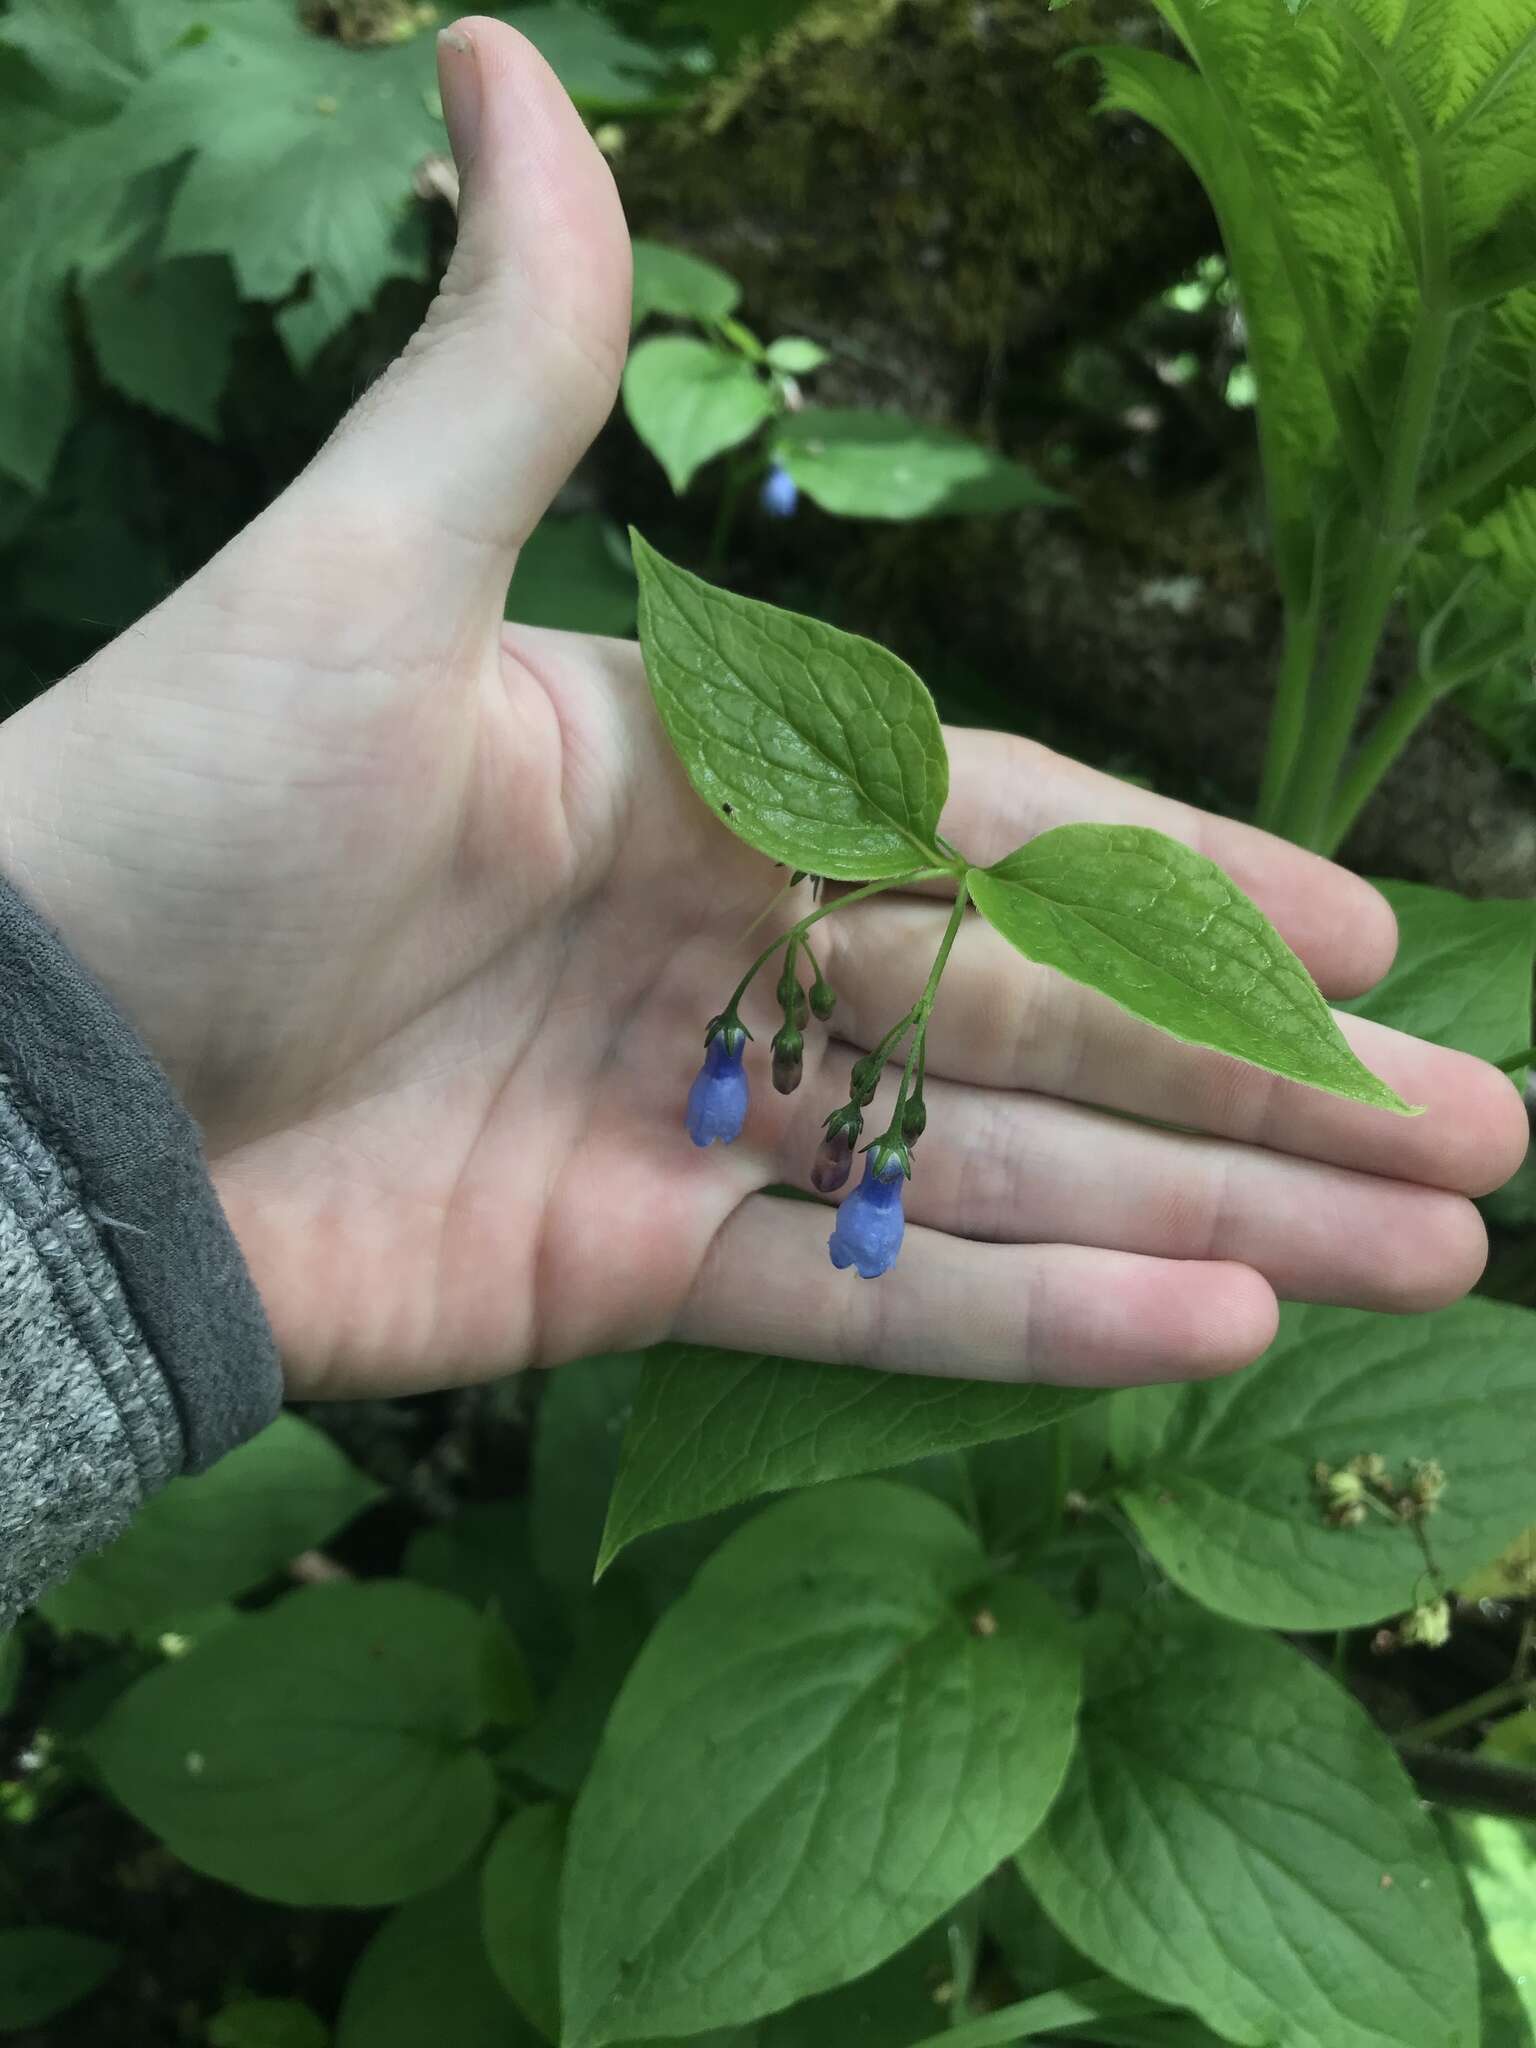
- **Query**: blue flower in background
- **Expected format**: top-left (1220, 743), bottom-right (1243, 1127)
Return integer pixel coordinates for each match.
top-left (760, 464), bottom-right (799, 518)
top-left (686, 1028), bottom-right (749, 1147)
top-left (828, 1148), bottom-right (907, 1278)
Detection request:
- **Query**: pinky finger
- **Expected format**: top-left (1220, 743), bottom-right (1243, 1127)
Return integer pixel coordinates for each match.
top-left (673, 1193), bottom-right (1280, 1388)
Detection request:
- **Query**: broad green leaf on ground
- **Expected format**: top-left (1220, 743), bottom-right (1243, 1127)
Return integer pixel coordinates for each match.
top-left (1018, 1606), bottom-right (1478, 2048)
top-left (967, 827), bottom-right (1414, 1111)
top-left (630, 239), bottom-right (741, 326)
top-left (771, 408), bottom-right (1061, 520)
top-left (110, 2), bottom-right (444, 364)
top-left (89, 1583), bottom-right (495, 1905)
top-left (482, 1803), bottom-right (567, 2040)
top-left (39, 1415), bottom-right (381, 1638)
top-left (598, 1342), bottom-right (1095, 1573)
top-left (500, 4), bottom-right (671, 111)
top-left (0, 1928), bottom-right (120, 2031)
top-left (81, 235), bottom-right (240, 436)
top-left (1340, 878), bottom-right (1536, 1065)
top-left (1109, 1298), bottom-right (1536, 1628)
top-left (1445, 1808), bottom-right (1536, 2048)
top-left (533, 1353), bottom-right (645, 1607)
top-left (632, 533), bottom-right (950, 877)
top-left (505, 512), bottom-right (637, 637)
top-left (207, 1999), bottom-right (329, 2048)
top-left (764, 337), bottom-right (830, 375)
top-left (561, 1482), bottom-right (1080, 2045)
top-left (622, 336), bottom-right (775, 492)
top-left (336, 1871), bottom-right (541, 2048)
top-left (507, 1576), bottom-right (653, 1797)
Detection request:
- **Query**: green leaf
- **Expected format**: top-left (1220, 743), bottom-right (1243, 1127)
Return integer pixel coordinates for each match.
top-left (765, 336), bottom-right (830, 374)
top-left (622, 336), bottom-right (775, 492)
top-left (560, 1482), bottom-right (1080, 2046)
top-left (1109, 1297), bottom-right (1536, 1629)
top-left (1017, 1606), bottom-right (1478, 2048)
top-left (81, 240), bottom-right (240, 437)
top-left (40, 1415), bottom-right (381, 1638)
top-left (598, 1341), bottom-right (1095, 1574)
top-left (113, 1), bottom-right (443, 364)
top-left (482, 1803), bottom-right (567, 2041)
top-left (89, 1582), bottom-right (496, 1906)
top-left (631, 531), bottom-right (951, 878)
top-left (630, 239), bottom-right (741, 326)
top-left (499, 4), bottom-right (670, 111)
top-left (207, 1999), bottom-right (330, 2048)
top-left (336, 1870), bottom-right (541, 2048)
top-left (1340, 878), bottom-right (1536, 1065)
top-left (1446, 1810), bottom-right (1536, 2048)
top-left (0, 1631), bottom-right (21, 1714)
top-left (756, 1920), bottom-right (965, 2047)
top-left (772, 408), bottom-right (1062, 520)
top-left (0, 1928), bottom-right (120, 2031)
top-left (505, 1577), bottom-right (651, 1797)
top-left (505, 512), bottom-right (637, 638)
top-left (403, 1500), bottom-right (567, 1692)
top-left (966, 826), bottom-right (1414, 1111)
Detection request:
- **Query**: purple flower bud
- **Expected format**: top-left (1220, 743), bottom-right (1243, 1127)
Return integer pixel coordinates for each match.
top-left (828, 1149), bottom-right (907, 1279)
top-left (760, 464), bottom-right (799, 518)
top-left (901, 1095), bottom-right (927, 1142)
top-left (809, 978), bottom-right (836, 1021)
top-left (685, 1031), bottom-right (748, 1147)
top-left (772, 1025), bottom-right (804, 1096)
top-left (811, 1124), bottom-right (855, 1193)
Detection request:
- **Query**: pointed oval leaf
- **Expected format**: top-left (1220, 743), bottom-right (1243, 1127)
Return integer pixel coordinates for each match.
top-left (481, 1802), bottom-right (567, 2041)
top-left (772, 408), bottom-right (1062, 519)
top-left (561, 1481), bottom-right (1080, 2046)
top-left (88, 1582), bottom-right (495, 1905)
top-left (1339, 878), bottom-right (1536, 1065)
top-left (1109, 1297), bottom-right (1536, 1630)
top-left (337, 1871), bottom-right (541, 2048)
top-left (622, 336), bottom-right (775, 493)
top-left (967, 828), bottom-right (1413, 1111)
top-left (39, 1414), bottom-right (382, 1638)
top-left (632, 532), bottom-right (950, 876)
top-left (631, 239), bottom-right (741, 326)
top-left (598, 1342), bottom-right (1096, 1575)
top-left (1018, 1606), bottom-right (1478, 2048)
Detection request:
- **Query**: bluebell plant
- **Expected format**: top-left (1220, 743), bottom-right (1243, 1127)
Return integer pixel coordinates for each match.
top-left (759, 464), bottom-right (799, 518)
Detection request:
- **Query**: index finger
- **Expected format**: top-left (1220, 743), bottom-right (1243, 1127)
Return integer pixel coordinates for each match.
top-left (939, 729), bottom-right (1399, 1001)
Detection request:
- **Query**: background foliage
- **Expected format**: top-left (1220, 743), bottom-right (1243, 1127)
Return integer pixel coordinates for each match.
top-left (2, 1), bottom-right (1536, 2045)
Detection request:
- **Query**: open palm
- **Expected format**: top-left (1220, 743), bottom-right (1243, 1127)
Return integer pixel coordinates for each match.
top-left (0, 19), bottom-right (1523, 1401)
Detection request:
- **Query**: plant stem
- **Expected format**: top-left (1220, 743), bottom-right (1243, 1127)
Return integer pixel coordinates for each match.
top-left (889, 891), bottom-right (968, 1130)
top-left (1418, 411), bottom-right (1536, 523)
top-left (723, 870), bottom-right (952, 1018)
top-left (1320, 668), bottom-right (1441, 853)
top-left (1399, 1744), bottom-right (1536, 1820)
top-left (1497, 1045), bottom-right (1536, 1075)
top-left (1401, 1677), bottom-right (1536, 1747)
top-left (904, 1978), bottom-right (1162, 2048)
top-left (1257, 591), bottom-right (1322, 831)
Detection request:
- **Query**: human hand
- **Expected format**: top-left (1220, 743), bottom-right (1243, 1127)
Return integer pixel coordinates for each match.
top-left (0, 20), bottom-right (1524, 1400)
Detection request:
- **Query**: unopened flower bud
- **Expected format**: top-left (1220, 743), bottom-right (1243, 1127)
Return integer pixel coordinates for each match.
top-left (811, 1124), bottom-right (855, 1193)
top-left (772, 1025), bottom-right (804, 1096)
top-left (1408, 1458), bottom-right (1446, 1510)
top-left (1398, 1597), bottom-right (1452, 1650)
top-left (850, 1054), bottom-right (882, 1105)
top-left (810, 978), bottom-right (836, 1021)
top-left (901, 1095), bottom-right (927, 1142)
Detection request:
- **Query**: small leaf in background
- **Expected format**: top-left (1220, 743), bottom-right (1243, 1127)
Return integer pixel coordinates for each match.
top-left (632, 532), bottom-right (950, 877)
top-left (630, 238), bottom-right (741, 326)
top-left (622, 335), bottom-right (774, 493)
top-left (1340, 879), bottom-right (1536, 1066)
top-left (968, 826), bottom-right (1414, 1111)
top-left (207, 1998), bottom-right (330, 2048)
top-left (1461, 1523), bottom-right (1536, 1603)
top-left (0, 1927), bottom-right (120, 2032)
top-left (404, 1499), bottom-right (568, 1693)
top-left (764, 336), bottom-right (830, 375)
top-left (561, 1481), bottom-right (1080, 2046)
top-left (481, 1802), bottom-right (567, 2041)
top-left (39, 1414), bottom-right (381, 1638)
top-left (1448, 1806), bottom-right (1536, 2048)
top-left (772, 407), bottom-right (1061, 519)
top-left (335, 1870), bottom-right (540, 2048)
top-left (1109, 1297), bottom-right (1536, 1629)
top-left (80, 203), bottom-right (241, 436)
top-left (499, 4), bottom-right (670, 112)
top-left (506, 1577), bottom-right (653, 1798)
top-left (89, 1583), bottom-right (495, 1906)
top-left (0, 1631), bottom-right (20, 1714)
top-left (1018, 1606), bottom-right (1477, 2048)
top-left (599, 1341), bottom-right (1095, 1573)
top-left (505, 512), bottom-right (637, 638)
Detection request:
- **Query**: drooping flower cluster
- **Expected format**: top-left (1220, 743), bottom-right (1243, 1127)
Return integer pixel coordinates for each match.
top-left (682, 920), bottom-right (927, 1279)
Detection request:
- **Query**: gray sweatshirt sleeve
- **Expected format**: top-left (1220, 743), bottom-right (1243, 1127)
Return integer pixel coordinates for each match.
top-left (1, 878), bottom-right (282, 1626)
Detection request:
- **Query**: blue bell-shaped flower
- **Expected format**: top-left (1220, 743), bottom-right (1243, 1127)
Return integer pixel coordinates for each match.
top-left (828, 1146), bottom-right (907, 1278)
top-left (685, 1026), bottom-right (749, 1147)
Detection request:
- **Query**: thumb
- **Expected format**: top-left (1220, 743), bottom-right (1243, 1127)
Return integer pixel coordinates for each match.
top-left (304, 17), bottom-right (631, 589)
